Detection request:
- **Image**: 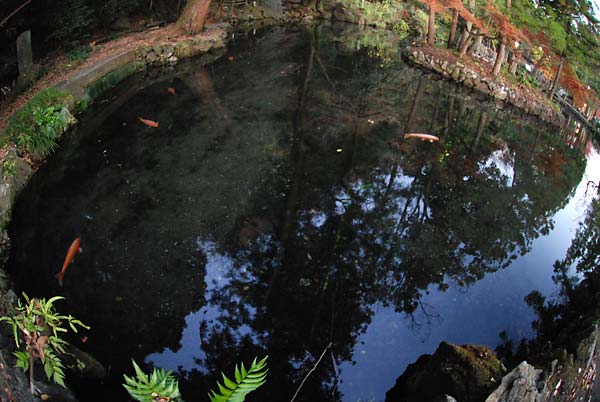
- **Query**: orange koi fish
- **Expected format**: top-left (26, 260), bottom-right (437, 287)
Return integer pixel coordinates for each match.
top-left (138, 117), bottom-right (159, 128)
top-left (167, 87), bottom-right (176, 95)
top-left (227, 56), bottom-right (235, 62)
top-left (55, 237), bottom-right (82, 287)
top-left (404, 133), bottom-right (440, 142)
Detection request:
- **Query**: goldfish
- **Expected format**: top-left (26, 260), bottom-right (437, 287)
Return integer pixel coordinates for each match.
top-left (167, 87), bottom-right (176, 95)
top-left (227, 56), bottom-right (235, 62)
top-left (404, 133), bottom-right (440, 142)
top-left (55, 237), bottom-right (82, 287)
top-left (138, 117), bottom-right (159, 128)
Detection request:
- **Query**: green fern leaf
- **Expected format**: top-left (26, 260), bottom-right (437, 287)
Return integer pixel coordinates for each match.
top-left (122, 360), bottom-right (182, 402)
top-left (208, 356), bottom-right (268, 402)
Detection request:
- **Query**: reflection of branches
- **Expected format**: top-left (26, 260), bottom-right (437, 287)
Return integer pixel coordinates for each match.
top-left (315, 52), bottom-right (336, 90)
top-left (290, 343), bottom-right (333, 402)
top-left (584, 180), bottom-right (599, 198)
top-left (330, 352), bottom-right (340, 402)
top-left (407, 300), bottom-right (441, 338)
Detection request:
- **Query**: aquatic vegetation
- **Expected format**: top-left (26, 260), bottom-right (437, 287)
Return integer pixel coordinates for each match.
top-left (0, 293), bottom-right (89, 392)
top-left (208, 356), bottom-right (268, 402)
top-left (2, 87), bottom-right (73, 158)
top-left (123, 360), bottom-right (183, 402)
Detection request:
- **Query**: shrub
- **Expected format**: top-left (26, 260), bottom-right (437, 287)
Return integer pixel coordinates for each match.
top-left (413, 8), bottom-right (429, 36)
top-left (0, 293), bottom-right (89, 392)
top-left (391, 20), bottom-right (410, 36)
top-left (1, 157), bottom-right (16, 181)
top-left (68, 45), bottom-right (92, 62)
top-left (2, 88), bottom-right (73, 158)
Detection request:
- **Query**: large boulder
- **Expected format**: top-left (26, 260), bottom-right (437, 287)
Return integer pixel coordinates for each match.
top-left (386, 342), bottom-right (507, 402)
top-left (484, 361), bottom-right (544, 402)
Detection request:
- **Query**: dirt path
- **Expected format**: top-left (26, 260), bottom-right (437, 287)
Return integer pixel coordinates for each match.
top-left (0, 24), bottom-right (214, 132)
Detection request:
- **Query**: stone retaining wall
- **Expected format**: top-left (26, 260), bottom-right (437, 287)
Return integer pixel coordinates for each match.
top-left (403, 47), bottom-right (564, 127)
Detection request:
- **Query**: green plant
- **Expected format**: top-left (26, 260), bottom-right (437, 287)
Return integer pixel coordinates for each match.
top-left (74, 96), bottom-right (90, 114)
top-left (412, 8), bottom-right (429, 36)
top-left (0, 293), bottom-right (89, 392)
top-left (123, 360), bottom-right (183, 402)
top-left (390, 20), bottom-right (410, 36)
top-left (25, 105), bottom-right (68, 156)
top-left (67, 45), bottom-right (91, 62)
top-left (2, 88), bottom-right (72, 157)
top-left (517, 70), bottom-right (540, 88)
top-left (209, 356), bottom-right (268, 402)
top-left (1, 157), bottom-right (16, 181)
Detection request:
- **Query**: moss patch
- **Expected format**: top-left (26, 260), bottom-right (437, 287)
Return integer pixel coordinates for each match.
top-left (84, 60), bottom-right (146, 102)
top-left (386, 341), bottom-right (506, 402)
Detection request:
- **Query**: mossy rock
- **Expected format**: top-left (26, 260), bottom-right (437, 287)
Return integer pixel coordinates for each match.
top-left (0, 147), bottom-right (33, 230)
top-left (174, 39), bottom-right (217, 59)
top-left (386, 342), bottom-right (507, 402)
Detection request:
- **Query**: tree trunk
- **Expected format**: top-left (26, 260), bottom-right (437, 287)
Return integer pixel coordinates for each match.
top-left (448, 9), bottom-right (459, 48)
top-left (472, 111), bottom-right (487, 150)
top-left (406, 76), bottom-right (426, 131)
top-left (427, 5), bottom-right (436, 46)
top-left (549, 56), bottom-right (565, 100)
top-left (468, 34), bottom-right (483, 57)
top-left (457, 0), bottom-right (476, 49)
top-left (176, 0), bottom-right (211, 34)
top-left (458, 29), bottom-right (473, 58)
top-left (492, 37), bottom-right (506, 76)
top-left (509, 54), bottom-right (518, 75)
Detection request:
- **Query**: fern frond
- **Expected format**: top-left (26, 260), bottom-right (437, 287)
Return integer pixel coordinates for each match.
top-left (122, 360), bottom-right (183, 402)
top-left (208, 356), bottom-right (268, 402)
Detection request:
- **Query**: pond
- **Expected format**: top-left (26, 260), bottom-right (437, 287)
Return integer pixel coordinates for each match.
top-left (6, 24), bottom-right (599, 402)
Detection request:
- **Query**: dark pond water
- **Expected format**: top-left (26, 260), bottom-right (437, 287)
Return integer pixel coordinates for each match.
top-left (7, 24), bottom-right (599, 402)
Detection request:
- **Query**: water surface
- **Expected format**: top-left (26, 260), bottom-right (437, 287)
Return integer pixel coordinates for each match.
top-left (7, 25), bottom-right (596, 402)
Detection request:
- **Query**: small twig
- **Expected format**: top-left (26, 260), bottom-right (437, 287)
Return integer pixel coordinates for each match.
top-left (0, 0), bottom-right (32, 28)
top-left (290, 342), bottom-right (333, 402)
